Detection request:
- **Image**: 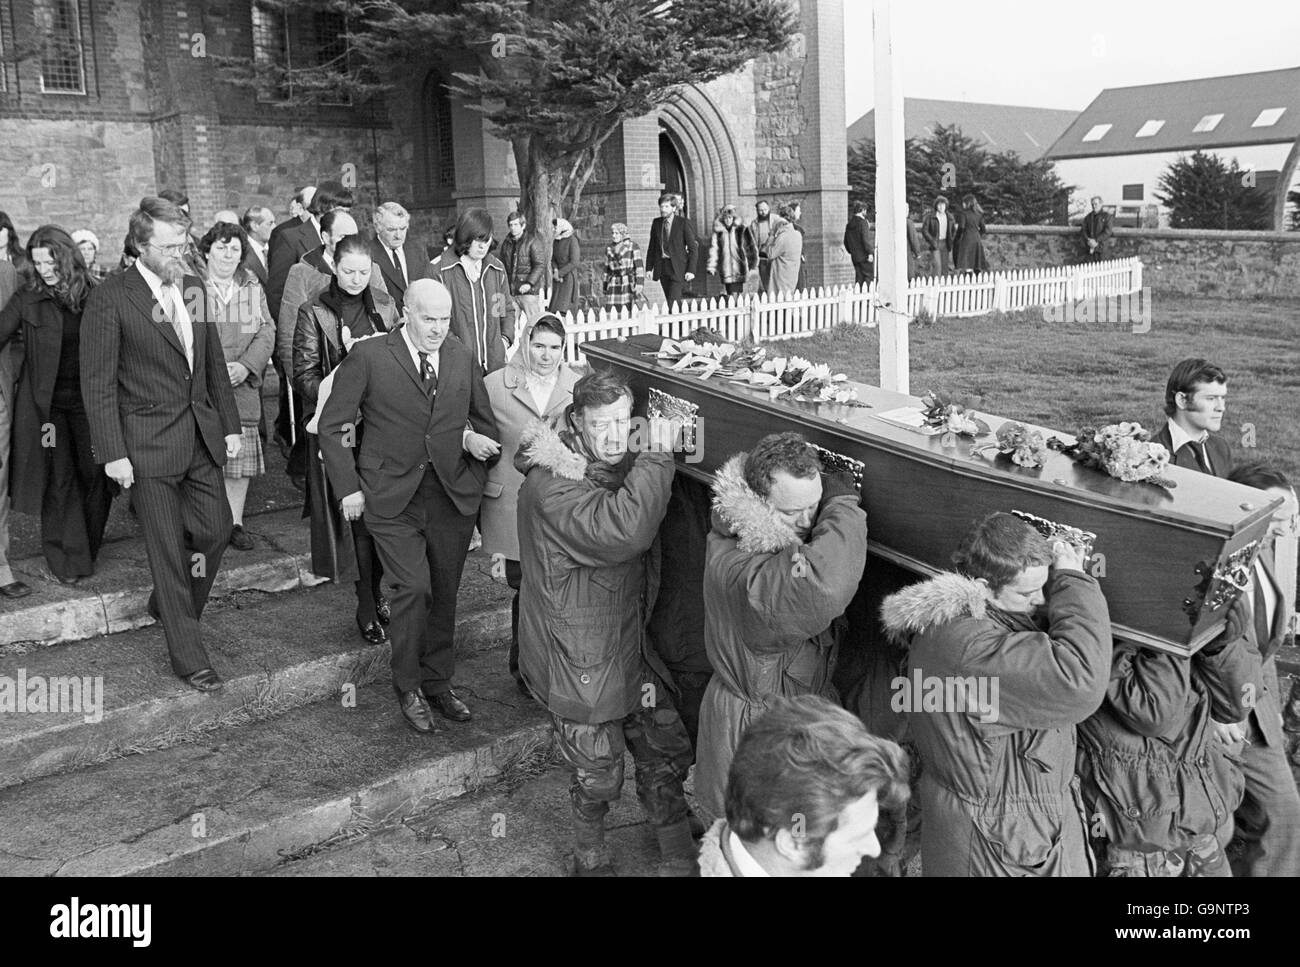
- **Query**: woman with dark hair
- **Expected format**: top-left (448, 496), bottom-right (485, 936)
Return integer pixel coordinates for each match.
top-left (294, 233), bottom-right (399, 644)
top-left (0, 225), bottom-right (113, 585)
top-left (198, 221), bottom-right (275, 551)
top-left (548, 218), bottom-right (581, 314)
top-left (424, 208), bottom-right (515, 373)
top-left (0, 212), bottom-right (24, 267)
top-left (481, 314), bottom-right (578, 693)
top-left (952, 194), bottom-right (990, 273)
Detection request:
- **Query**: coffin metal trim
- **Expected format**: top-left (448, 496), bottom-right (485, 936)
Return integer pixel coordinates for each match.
top-left (1011, 509), bottom-right (1097, 560)
top-left (647, 387), bottom-right (700, 453)
top-left (814, 446), bottom-right (865, 491)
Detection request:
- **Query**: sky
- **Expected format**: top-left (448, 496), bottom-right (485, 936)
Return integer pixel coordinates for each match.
top-left (843, 0), bottom-right (1300, 121)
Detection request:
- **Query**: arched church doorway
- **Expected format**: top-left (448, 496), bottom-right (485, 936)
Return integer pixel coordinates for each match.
top-left (659, 130), bottom-right (688, 215)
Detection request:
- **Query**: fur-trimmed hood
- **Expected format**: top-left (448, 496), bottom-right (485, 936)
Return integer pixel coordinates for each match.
top-left (710, 453), bottom-right (801, 554)
top-left (879, 572), bottom-right (989, 645)
top-left (514, 419), bottom-right (586, 481)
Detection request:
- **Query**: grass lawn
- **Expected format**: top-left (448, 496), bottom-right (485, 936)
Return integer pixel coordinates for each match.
top-left (768, 294), bottom-right (1300, 486)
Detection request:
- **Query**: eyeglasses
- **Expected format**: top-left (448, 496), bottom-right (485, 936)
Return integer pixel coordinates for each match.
top-left (147, 241), bottom-right (187, 255)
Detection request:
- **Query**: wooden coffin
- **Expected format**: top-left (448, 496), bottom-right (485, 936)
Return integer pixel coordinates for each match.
top-left (584, 334), bottom-right (1281, 657)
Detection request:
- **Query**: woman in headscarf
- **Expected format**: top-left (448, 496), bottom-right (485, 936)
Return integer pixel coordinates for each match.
top-left (480, 314), bottom-right (579, 693)
top-left (766, 208), bottom-right (803, 296)
top-left (603, 222), bottom-right (644, 311)
top-left (294, 233), bottom-right (399, 644)
top-left (548, 218), bottom-right (581, 315)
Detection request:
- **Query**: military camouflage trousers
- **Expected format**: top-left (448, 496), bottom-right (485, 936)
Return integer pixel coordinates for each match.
top-left (1102, 832), bottom-right (1231, 878)
top-left (551, 703), bottom-right (693, 828)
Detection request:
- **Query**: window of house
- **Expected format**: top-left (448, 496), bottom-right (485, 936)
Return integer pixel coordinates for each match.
top-left (35, 0), bottom-right (86, 94)
top-left (1082, 123), bottom-right (1111, 143)
top-left (252, 1), bottom-right (291, 102)
top-left (418, 71), bottom-right (457, 201)
top-left (1122, 184), bottom-right (1144, 201)
top-left (1252, 107), bottom-right (1286, 128)
top-left (1193, 113), bottom-right (1223, 133)
top-left (314, 10), bottom-right (351, 106)
top-left (1135, 120), bottom-right (1164, 138)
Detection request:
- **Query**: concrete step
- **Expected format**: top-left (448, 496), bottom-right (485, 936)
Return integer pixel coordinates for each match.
top-left (0, 647), bottom-right (549, 877)
top-left (267, 758), bottom-right (663, 878)
top-left (0, 507), bottom-right (322, 648)
top-left (0, 554), bottom-right (511, 789)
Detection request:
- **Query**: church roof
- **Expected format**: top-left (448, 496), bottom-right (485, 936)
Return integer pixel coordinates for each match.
top-left (847, 98), bottom-right (1079, 160)
top-left (1044, 66), bottom-right (1300, 160)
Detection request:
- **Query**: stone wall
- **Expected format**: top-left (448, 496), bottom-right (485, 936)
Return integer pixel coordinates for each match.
top-left (985, 226), bottom-right (1300, 299)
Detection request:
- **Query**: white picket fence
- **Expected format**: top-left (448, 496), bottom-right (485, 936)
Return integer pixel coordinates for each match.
top-left (531, 256), bottom-right (1143, 364)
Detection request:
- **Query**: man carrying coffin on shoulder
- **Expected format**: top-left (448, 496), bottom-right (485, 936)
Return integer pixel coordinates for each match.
top-left (1154, 358), bottom-right (1232, 477)
top-left (880, 513), bottom-right (1111, 876)
top-left (694, 432), bottom-right (868, 823)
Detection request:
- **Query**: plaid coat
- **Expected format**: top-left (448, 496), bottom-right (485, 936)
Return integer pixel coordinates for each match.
top-left (603, 238), bottom-right (644, 309)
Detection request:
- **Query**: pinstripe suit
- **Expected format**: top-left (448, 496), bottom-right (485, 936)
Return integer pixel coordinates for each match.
top-left (81, 264), bottom-right (240, 676)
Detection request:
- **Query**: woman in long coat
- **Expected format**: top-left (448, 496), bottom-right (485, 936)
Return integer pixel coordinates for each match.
top-left (0, 225), bottom-right (112, 585)
top-left (198, 222), bottom-right (275, 551)
top-left (294, 233), bottom-right (399, 644)
top-left (602, 223), bottom-right (644, 311)
top-left (480, 314), bottom-right (579, 691)
top-left (765, 214), bottom-right (802, 296)
top-left (952, 194), bottom-right (990, 273)
top-left (548, 218), bottom-right (580, 314)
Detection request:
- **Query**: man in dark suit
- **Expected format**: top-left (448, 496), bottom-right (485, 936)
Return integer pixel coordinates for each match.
top-left (268, 181), bottom-right (354, 486)
top-left (240, 205), bottom-right (275, 289)
top-left (318, 279), bottom-right (500, 731)
top-left (843, 200), bottom-right (874, 285)
top-left (646, 192), bottom-right (699, 308)
top-left (921, 195), bottom-right (957, 277)
top-left (1082, 196), bottom-right (1114, 261)
top-left (270, 186), bottom-right (315, 245)
top-left (369, 201), bottom-right (425, 315)
top-left (81, 197), bottom-right (242, 692)
top-left (1222, 462), bottom-right (1300, 876)
top-left (1153, 358), bottom-right (1231, 477)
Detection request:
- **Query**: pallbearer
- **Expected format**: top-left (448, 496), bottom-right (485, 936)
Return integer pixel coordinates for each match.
top-left (694, 431), bottom-right (868, 821)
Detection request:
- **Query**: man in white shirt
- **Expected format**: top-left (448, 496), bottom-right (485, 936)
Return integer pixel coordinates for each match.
top-left (240, 205), bottom-right (275, 288)
top-left (1153, 358), bottom-right (1232, 477)
top-left (697, 695), bottom-right (909, 877)
top-left (80, 197), bottom-right (242, 692)
top-left (370, 201), bottom-right (424, 315)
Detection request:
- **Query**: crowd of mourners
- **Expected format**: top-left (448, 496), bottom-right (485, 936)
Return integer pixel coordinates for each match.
top-left (0, 181), bottom-right (1296, 877)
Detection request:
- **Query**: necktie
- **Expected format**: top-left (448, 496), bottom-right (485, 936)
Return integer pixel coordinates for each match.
top-left (160, 287), bottom-right (190, 368)
top-left (1254, 564), bottom-right (1272, 651)
top-left (392, 247), bottom-right (406, 287)
top-left (418, 351), bottom-right (436, 394)
top-left (1188, 440), bottom-right (1213, 475)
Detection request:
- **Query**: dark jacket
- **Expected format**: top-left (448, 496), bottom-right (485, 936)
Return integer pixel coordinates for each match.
top-left (1082, 210), bottom-right (1114, 258)
top-left (499, 233), bottom-right (547, 295)
top-left (547, 235), bottom-right (581, 314)
top-left (843, 215), bottom-right (875, 264)
top-left (646, 214), bottom-right (700, 282)
top-left (292, 282), bottom-right (399, 414)
top-left (695, 453), bottom-right (868, 818)
top-left (80, 266), bottom-right (239, 476)
top-left (316, 327), bottom-right (498, 519)
top-left (1077, 632), bottom-right (1252, 856)
top-left (423, 251), bottom-right (516, 373)
top-left (267, 217), bottom-right (322, 319)
top-left (952, 209), bottom-right (989, 273)
top-left (1152, 423), bottom-right (1232, 478)
top-left (921, 211), bottom-right (957, 253)
top-left (0, 286), bottom-right (91, 513)
top-left (369, 237), bottom-right (426, 314)
top-left (514, 420), bottom-right (676, 724)
top-left (880, 569), bottom-right (1112, 876)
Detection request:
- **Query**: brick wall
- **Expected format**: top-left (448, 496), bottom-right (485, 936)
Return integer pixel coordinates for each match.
top-left (986, 225), bottom-right (1300, 299)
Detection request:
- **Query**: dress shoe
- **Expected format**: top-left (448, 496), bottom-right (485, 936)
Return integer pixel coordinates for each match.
top-left (288, 473), bottom-right (306, 493)
top-left (274, 433), bottom-right (292, 461)
top-left (0, 581), bottom-right (32, 598)
top-left (229, 524), bottom-right (255, 551)
top-left (398, 690), bottom-right (436, 734)
top-left (375, 595), bottom-right (391, 626)
top-left (183, 668), bottom-right (224, 692)
top-left (356, 615), bottom-right (388, 644)
top-left (426, 688), bottom-right (472, 722)
top-left (56, 575), bottom-right (82, 587)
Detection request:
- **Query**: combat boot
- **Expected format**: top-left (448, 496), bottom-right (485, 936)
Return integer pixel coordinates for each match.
top-left (655, 818), bottom-right (698, 877)
top-left (566, 812), bottom-right (616, 877)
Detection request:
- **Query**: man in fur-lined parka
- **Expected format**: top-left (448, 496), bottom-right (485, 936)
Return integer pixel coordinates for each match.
top-left (880, 512), bottom-right (1111, 876)
top-left (694, 432), bottom-right (868, 820)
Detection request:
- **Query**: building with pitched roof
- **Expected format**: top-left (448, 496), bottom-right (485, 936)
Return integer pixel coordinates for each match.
top-left (847, 98), bottom-right (1079, 161)
top-left (1045, 67), bottom-right (1300, 229)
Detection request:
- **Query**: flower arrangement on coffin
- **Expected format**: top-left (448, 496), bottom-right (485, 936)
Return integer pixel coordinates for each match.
top-left (1047, 421), bottom-right (1177, 489)
top-left (983, 421), bottom-right (1051, 468)
top-left (757, 355), bottom-right (869, 406)
top-left (652, 330), bottom-right (766, 379)
top-left (920, 390), bottom-right (990, 437)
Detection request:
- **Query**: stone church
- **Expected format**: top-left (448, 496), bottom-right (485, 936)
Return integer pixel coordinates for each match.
top-left (1, 0), bottom-right (851, 302)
